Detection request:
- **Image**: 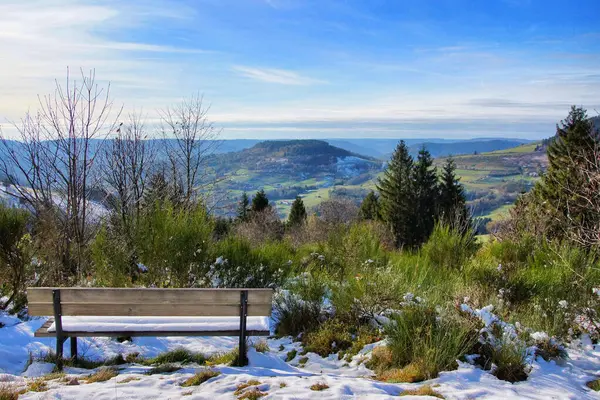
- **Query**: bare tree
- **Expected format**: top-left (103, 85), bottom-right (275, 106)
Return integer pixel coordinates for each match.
top-left (160, 94), bottom-right (221, 208)
top-left (102, 112), bottom-right (154, 237)
top-left (0, 69), bottom-right (121, 283)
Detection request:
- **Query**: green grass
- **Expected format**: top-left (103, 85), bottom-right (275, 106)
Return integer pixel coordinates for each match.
top-left (181, 369), bottom-right (220, 387)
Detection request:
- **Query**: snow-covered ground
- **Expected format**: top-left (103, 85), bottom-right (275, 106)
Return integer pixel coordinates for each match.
top-left (2, 313), bottom-right (600, 399)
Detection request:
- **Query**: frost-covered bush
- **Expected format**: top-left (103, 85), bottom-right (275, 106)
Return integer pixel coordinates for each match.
top-left (202, 238), bottom-right (293, 288)
top-left (460, 303), bottom-right (533, 382)
top-left (273, 290), bottom-right (323, 337)
top-left (330, 264), bottom-right (404, 326)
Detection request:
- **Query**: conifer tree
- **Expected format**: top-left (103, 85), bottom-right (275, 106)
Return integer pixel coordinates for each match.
top-left (236, 192), bottom-right (250, 222)
top-left (287, 196), bottom-right (307, 227)
top-left (534, 106), bottom-right (600, 241)
top-left (377, 140), bottom-right (415, 248)
top-left (438, 157), bottom-right (469, 231)
top-left (251, 189), bottom-right (270, 213)
top-left (144, 172), bottom-right (170, 206)
top-left (412, 147), bottom-right (438, 245)
top-left (359, 190), bottom-right (380, 220)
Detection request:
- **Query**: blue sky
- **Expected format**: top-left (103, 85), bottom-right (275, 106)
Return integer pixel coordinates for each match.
top-left (0, 0), bottom-right (598, 139)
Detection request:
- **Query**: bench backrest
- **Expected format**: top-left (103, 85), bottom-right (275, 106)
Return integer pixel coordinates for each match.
top-left (27, 288), bottom-right (273, 317)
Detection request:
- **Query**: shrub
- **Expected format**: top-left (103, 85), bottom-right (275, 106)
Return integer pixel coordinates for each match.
top-left (273, 291), bottom-right (322, 337)
top-left (0, 204), bottom-right (31, 311)
top-left (207, 237), bottom-right (291, 288)
top-left (421, 224), bottom-right (477, 270)
top-left (382, 305), bottom-right (478, 381)
top-left (331, 266), bottom-right (403, 325)
top-left (86, 367), bottom-right (119, 383)
top-left (181, 369), bottom-right (220, 387)
top-left (302, 319), bottom-right (353, 357)
top-left (339, 325), bottom-right (382, 361)
top-left (475, 340), bottom-right (529, 383)
top-left (135, 201), bottom-right (214, 287)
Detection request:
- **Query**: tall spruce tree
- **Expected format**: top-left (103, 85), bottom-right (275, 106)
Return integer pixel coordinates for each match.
top-left (412, 147), bottom-right (438, 245)
top-left (360, 190), bottom-right (380, 220)
top-left (535, 106), bottom-right (600, 241)
top-left (236, 192), bottom-right (250, 222)
top-left (438, 157), bottom-right (469, 231)
top-left (287, 196), bottom-right (307, 227)
top-left (251, 189), bottom-right (270, 213)
top-left (377, 140), bottom-right (415, 248)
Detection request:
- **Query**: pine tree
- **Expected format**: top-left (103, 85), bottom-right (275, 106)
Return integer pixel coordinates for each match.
top-left (377, 140), bottom-right (415, 248)
top-left (287, 196), bottom-right (307, 227)
top-left (359, 190), bottom-right (380, 220)
top-left (438, 157), bottom-right (469, 231)
top-left (535, 106), bottom-right (600, 241)
top-left (144, 172), bottom-right (170, 206)
top-left (412, 147), bottom-right (438, 245)
top-left (236, 192), bottom-right (250, 222)
top-left (251, 189), bottom-right (269, 213)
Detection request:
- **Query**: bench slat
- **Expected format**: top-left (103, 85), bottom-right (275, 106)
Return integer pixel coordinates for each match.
top-left (35, 329), bottom-right (269, 338)
top-left (27, 288), bottom-right (273, 305)
top-left (28, 302), bottom-right (272, 317)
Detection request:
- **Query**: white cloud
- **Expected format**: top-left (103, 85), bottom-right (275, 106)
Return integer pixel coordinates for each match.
top-left (231, 65), bottom-right (325, 85)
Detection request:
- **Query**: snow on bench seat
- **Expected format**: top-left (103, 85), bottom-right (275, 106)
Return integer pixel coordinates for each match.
top-left (47, 316), bottom-right (270, 333)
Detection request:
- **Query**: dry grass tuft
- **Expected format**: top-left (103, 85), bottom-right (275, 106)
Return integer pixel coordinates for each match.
top-left (309, 382), bottom-right (329, 391)
top-left (0, 384), bottom-right (19, 400)
top-left (234, 380), bottom-right (262, 395)
top-left (42, 372), bottom-right (65, 381)
top-left (86, 367), bottom-right (119, 383)
top-left (181, 369), bottom-right (220, 387)
top-left (118, 376), bottom-right (142, 384)
top-left (400, 385), bottom-right (445, 398)
top-left (377, 362), bottom-right (429, 383)
top-left (253, 340), bottom-right (270, 353)
top-left (237, 388), bottom-right (267, 399)
top-left (207, 348), bottom-right (239, 366)
top-left (27, 379), bottom-right (48, 392)
top-left (145, 364), bottom-right (181, 375)
top-left (587, 378), bottom-right (600, 391)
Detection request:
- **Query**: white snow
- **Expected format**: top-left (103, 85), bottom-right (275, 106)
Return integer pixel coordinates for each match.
top-left (47, 316), bottom-right (270, 333)
top-left (2, 311), bottom-right (600, 399)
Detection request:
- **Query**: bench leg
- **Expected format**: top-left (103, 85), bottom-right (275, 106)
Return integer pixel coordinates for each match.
top-left (70, 337), bottom-right (78, 361)
top-left (238, 290), bottom-right (248, 366)
top-left (56, 336), bottom-right (65, 371)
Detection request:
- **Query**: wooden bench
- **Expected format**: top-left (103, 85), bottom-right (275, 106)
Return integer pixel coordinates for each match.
top-left (27, 287), bottom-right (273, 370)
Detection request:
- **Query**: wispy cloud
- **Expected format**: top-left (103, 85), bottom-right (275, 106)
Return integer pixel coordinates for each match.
top-left (231, 66), bottom-right (325, 85)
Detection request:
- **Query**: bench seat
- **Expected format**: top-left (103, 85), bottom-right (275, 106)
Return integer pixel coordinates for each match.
top-left (35, 316), bottom-right (270, 337)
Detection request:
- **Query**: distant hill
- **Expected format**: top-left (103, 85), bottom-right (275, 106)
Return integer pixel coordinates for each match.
top-left (407, 139), bottom-right (532, 158)
top-left (211, 140), bottom-right (379, 176)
